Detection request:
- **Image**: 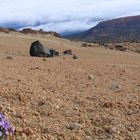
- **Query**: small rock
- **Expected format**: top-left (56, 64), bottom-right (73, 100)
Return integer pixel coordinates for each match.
top-left (15, 133), bottom-right (28, 140)
top-left (47, 134), bottom-right (55, 140)
top-left (0, 104), bottom-right (4, 112)
top-left (33, 111), bottom-right (40, 116)
top-left (73, 136), bottom-right (81, 140)
top-left (6, 106), bottom-right (13, 112)
top-left (86, 136), bottom-right (93, 140)
top-left (16, 127), bottom-right (22, 132)
top-left (88, 75), bottom-right (94, 80)
top-left (20, 133), bottom-right (28, 140)
top-left (6, 56), bottom-right (14, 60)
top-left (110, 83), bottom-right (121, 91)
top-left (73, 54), bottom-right (78, 59)
top-left (85, 129), bottom-right (92, 136)
top-left (22, 127), bottom-right (34, 135)
top-left (40, 111), bottom-right (47, 116)
top-left (67, 123), bottom-right (82, 130)
top-left (35, 66), bottom-right (39, 69)
top-left (38, 100), bottom-right (46, 106)
top-left (82, 43), bottom-right (88, 47)
top-left (105, 126), bottom-right (118, 134)
top-left (63, 49), bottom-right (72, 55)
top-left (88, 44), bottom-right (92, 47)
top-left (54, 105), bottom-right (60, 110)
top-left (103, 102), bottom-right (113, 108)
top-left (42, 58), bottom-right (47, 61)
top-left (15, 112), bottom-right (23, 119)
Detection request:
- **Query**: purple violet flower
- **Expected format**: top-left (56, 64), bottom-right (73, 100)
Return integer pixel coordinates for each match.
top-left (0, 114), bottom-right (15, 140)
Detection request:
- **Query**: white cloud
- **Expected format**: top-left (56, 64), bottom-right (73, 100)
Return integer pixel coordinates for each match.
top-left (0, 0), bottom-right (140, 33)
top-left (24, 20), bottom-right (99, 33)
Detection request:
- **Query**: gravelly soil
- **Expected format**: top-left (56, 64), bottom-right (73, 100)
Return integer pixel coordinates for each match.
top-left (0, 32), bottom-right (140, 140)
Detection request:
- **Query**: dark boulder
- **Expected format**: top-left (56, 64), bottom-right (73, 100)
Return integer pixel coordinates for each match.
top-left (115, 45), bottom-right (126, 51)
top-left (30, 41), bottom-right (60, 58)
top-left (88, 44), bottom-right (92, 47)
top-left (63, 49), bottom-right (72, 55)
top-left (30, 41), bottom-right (50, 57)
top-left (49, 49), bottom-right (59, 57)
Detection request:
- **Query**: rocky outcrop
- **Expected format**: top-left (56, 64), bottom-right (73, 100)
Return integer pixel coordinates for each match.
top-left (0, 28), bottom-right (17, 33)
top-left (20, 28), bottom-right (61, 37)
top-left (0, 27), bottom-right (61, 38)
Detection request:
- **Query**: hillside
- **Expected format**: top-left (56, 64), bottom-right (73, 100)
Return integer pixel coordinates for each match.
top-left (66, 15), bottom-right (140, 43)
top-left (0, 31), bottom-right (140, 139)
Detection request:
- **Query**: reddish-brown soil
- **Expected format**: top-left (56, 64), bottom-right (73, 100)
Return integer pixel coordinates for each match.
top-left (0, 32), bottom-right (140, 140)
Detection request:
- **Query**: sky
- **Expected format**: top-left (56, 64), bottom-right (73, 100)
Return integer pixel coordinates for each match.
top-left (0, 0), bottom-right (140, 34)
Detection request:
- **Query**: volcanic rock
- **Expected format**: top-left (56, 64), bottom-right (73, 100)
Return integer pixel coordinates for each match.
top-left (30, 41), bottom-right (50, 57)
top-left (63, 49), bottom-right (73, 55)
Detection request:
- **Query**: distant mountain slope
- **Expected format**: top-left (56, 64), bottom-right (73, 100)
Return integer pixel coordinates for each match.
top-left (66, 15), bottom-right (140, 43)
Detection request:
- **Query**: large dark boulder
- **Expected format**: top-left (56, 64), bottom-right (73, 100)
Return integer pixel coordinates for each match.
top-left (30, 41), bottom-right (60, 57)
top-left (30, 41), bottom-right (50, 57)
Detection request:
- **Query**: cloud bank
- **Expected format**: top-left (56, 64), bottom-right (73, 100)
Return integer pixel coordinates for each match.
top-left (0, 0), bottom-right (140, 34)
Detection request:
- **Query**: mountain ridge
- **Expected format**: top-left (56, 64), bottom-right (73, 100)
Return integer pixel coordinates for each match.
top-left (66, 15), bottom-right (140, 43)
